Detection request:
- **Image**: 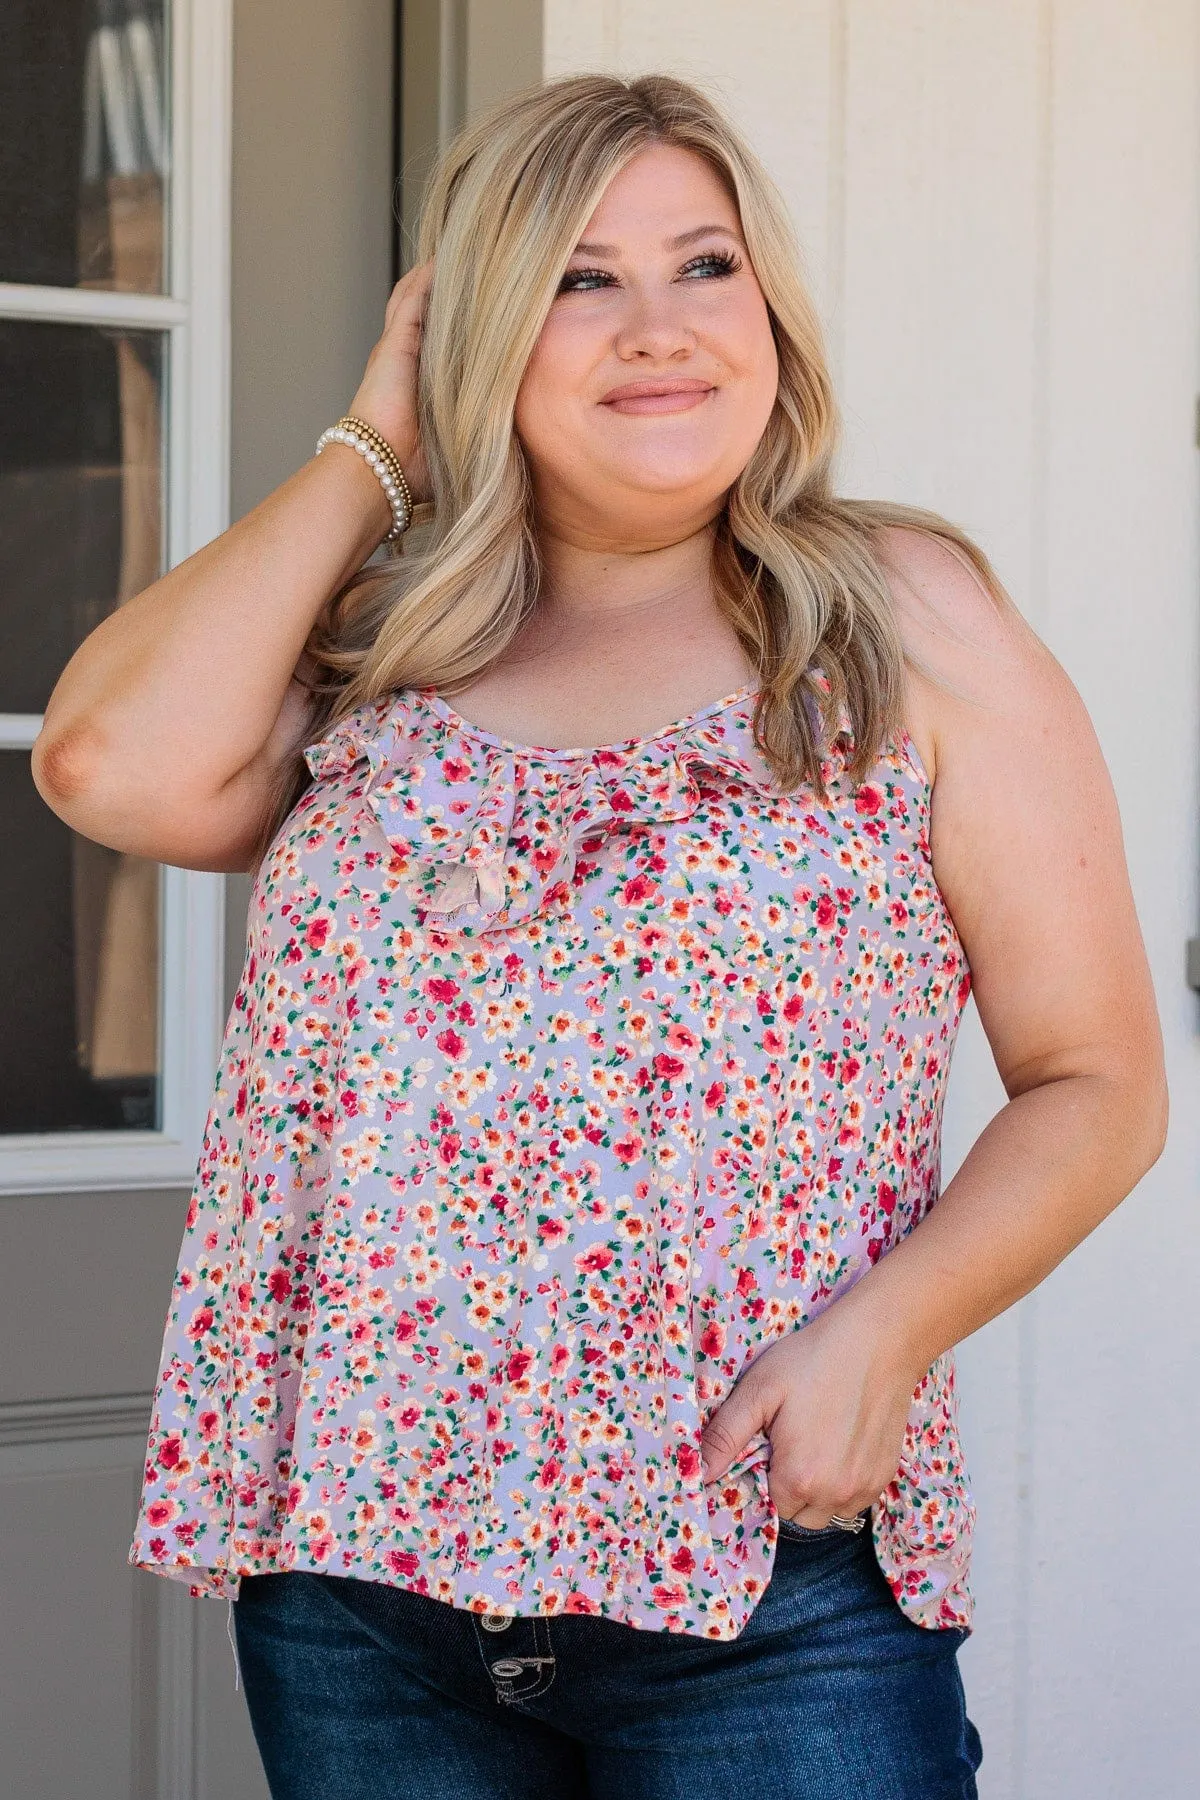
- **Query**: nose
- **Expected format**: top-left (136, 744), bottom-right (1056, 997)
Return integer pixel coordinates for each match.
top-left (612, 285), bottom-right (698, 361)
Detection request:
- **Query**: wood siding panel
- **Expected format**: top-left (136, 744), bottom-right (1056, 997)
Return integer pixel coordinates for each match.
top-left (836, 12), bottom-right (1048, 1786)
top-left (1023, 4), bottom-right (1200, 1790)
top-left (543, 1), bottom-right (842, 320)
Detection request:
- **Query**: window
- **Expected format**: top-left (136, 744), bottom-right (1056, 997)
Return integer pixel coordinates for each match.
top-left (0, 0), bottom-right (232, 1193)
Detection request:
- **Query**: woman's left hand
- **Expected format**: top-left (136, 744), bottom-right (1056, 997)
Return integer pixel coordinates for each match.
top-left (698, 1296), bottom-right (920, 1528)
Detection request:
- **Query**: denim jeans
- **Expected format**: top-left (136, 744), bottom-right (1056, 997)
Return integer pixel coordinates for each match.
top-left (232, 1519), bottom-right (982, 1799)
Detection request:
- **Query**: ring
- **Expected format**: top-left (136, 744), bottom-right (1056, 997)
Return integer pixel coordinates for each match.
top-left (828, 1512), bottom-right (867, 1532)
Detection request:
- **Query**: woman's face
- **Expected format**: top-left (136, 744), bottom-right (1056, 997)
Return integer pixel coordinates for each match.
top-left (513, 143), bottom-right (779, 543)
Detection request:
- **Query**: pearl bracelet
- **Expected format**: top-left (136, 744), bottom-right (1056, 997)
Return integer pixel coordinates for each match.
top-left (315, 415), bottom-right (414, 542)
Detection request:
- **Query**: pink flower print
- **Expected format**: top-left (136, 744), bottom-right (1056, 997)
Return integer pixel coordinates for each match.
top-left (650, 1582), bottom-right (690, 1610)
top-left (436, 1131), bottom-right (462, 1167)
top-left (267, 1267), bottom-right (292, 1303)
top-left (676, 1441), bottom-right (702, 1481)
top-left (385, 1548), bottom-right (420, 1577)
top-left (304, 912), bottom-right (334, 951)
top-left (574, 1244), bottom-right (615, 1276)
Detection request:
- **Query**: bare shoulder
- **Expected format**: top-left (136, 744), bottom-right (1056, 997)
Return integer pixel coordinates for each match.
top-left (864, 525), bottom-right (1158, 1105)
top-left (868, 522), bottom-right (1087, 787)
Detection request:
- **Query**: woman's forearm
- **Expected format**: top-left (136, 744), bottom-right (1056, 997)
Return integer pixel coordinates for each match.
top-left (33, 444), bottom-right (391, 829)
top-left (832, 1068), bottom-right (1168, 1381)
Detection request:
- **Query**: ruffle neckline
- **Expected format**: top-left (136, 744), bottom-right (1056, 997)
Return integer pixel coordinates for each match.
top-left (421, 680), bottom-right (763, 760)
top-left (302, 680), bottom-right (852, 934)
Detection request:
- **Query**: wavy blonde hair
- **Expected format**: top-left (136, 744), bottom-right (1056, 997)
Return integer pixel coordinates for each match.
top-left (250, 69), bottom-right (1006, 874)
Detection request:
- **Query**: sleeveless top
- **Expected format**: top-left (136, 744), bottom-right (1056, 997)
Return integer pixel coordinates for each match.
top-left (128, 676), bottom-right (975, 1641)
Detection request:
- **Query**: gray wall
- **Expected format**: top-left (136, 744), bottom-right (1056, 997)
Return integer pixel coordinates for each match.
top-left (230, 1), bottom-right (396, 524)
top-left (226, 0), bottom-right (397, 991)
top-left (398, 0), bottom-right (545, 270)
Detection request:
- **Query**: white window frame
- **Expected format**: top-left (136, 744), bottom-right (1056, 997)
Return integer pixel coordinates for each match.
top-left (0, 0), bottom-right (233, 1195)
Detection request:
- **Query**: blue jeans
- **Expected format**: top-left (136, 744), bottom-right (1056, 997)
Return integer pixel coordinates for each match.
top-left (232, 1520), bottom-right (982, 1798)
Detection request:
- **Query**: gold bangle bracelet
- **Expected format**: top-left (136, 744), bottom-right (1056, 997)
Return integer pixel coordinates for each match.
top-left (339, 415), bottom-right (414, 526)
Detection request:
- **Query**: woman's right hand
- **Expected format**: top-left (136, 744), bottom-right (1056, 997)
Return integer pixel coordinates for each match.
top-left (344, 256), bottom-right (435, 504)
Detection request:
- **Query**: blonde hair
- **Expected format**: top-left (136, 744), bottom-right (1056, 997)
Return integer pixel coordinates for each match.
top-left (250, 70), bottom-right (1007, 874)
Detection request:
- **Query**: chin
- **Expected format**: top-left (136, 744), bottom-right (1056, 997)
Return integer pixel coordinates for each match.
top-left (611, 455), bottom-right (734, 496)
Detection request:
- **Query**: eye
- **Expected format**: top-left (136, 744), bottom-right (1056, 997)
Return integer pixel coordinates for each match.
top-left (678, 249), bottom-right (741, 279)
top-left (557, 266), bottom-right (615, 293)
top-left (556, 248), bottom-right (743, 295)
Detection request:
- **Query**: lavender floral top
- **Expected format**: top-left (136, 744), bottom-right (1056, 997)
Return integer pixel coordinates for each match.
top-left (129, 676), bottom-right (975, 1640)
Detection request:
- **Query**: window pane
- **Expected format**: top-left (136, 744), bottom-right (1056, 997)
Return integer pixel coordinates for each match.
top-left (0, 1), bottom-right (169, 292)
top-left (0, 319), bottom-right (164, 714)
top-left (1, 752), bottom-right (161, 1135)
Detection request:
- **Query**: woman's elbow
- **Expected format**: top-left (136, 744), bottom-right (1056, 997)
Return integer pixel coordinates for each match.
top-left (32, 718), bottom-right (170, 853)
top-left (1114, 1053), bottom-right (1170, 1187)
top-left (1141, 1065), bottom-right (1170, 1171)
top-left (31, 718), bottom-right (108, 813)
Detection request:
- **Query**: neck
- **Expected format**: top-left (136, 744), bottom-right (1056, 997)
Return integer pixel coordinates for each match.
top-left (533, 517), bottom-right (720, 637)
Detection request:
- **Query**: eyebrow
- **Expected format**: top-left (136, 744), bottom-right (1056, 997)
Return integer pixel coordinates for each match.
top-left (570, 223), bottom-right (744, 258)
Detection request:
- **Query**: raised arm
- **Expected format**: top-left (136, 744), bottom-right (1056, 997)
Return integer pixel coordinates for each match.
top-left (30, 259), bottom-right (433, 873)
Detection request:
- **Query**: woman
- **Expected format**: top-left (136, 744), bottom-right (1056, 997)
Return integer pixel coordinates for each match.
top-left (34, 71), bottom-right (1165, 1800)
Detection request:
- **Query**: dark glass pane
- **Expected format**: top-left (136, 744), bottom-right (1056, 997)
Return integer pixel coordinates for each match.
top-left (0, 319), bottom-right (164, 714)
top-left (0, 1), bottom-right (168, 292)
top-left (1, 752), bottom-right (161, 1134)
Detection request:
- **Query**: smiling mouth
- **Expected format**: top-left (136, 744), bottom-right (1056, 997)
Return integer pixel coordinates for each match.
top-left (599, 381), bottom-right (716, 415)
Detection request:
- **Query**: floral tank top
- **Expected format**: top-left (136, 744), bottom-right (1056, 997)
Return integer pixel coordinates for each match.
top-left (128, 675), bottom-right (975, 1641)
